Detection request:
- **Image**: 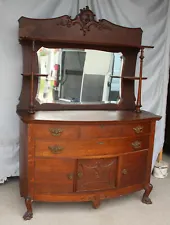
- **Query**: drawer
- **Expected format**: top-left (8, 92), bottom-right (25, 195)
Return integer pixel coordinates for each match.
top-left (34, 158), bottom-right (75, 194)
top-left (35, 135), bottom-right (149, 158)
top-left (80, 123), bottom-right (151, 139)
top-left (33, 124), bottom-right (79, 140)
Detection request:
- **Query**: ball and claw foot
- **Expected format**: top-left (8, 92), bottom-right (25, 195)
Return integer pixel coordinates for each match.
top-left (142, 183), bottom-right (153, 205)
top-left (142, 196), bottom-right (152, 204)
top-left (23, 211), bottom-right (33, 220)
top-left (23, 197), bottom-right (33, 220)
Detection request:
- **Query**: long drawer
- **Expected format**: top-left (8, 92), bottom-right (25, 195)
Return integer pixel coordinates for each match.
top-left (35, 135), bottom-right (149, 158)
top-left (33, 122), bottom-right (151, 140)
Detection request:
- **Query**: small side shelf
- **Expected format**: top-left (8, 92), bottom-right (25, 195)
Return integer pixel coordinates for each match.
top-left (21, 73), bottom-right (48, 77)
top-left (110, 76), bottom-right (147, 80)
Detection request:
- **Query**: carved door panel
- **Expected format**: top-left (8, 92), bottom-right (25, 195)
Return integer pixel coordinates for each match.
top-left (76, 158), bottom-right (117, 192)
top-left (119, 150), bottom-right (148, 188)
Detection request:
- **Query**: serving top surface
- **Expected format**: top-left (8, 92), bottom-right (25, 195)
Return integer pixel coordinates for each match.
top-left (17, 110), bottom-right (161, 124)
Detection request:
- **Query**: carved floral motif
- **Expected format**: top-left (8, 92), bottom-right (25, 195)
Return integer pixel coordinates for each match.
top-left (56, 6), bottom-right (111, 36)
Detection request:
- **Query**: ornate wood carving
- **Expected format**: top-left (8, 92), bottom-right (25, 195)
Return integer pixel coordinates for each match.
top-left (19, 6), bottom-right (142, 47)
top-left (76, 158), bottom-right (117, 192)
top-left (56, 6), bottom-right (111, 36)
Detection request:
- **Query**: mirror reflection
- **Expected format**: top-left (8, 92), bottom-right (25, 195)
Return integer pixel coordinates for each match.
top-left (36, 48), bottom-right (123, 104)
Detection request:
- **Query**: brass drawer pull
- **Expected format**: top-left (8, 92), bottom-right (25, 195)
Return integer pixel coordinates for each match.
top-left (133, 126), bottom-right (143, 134)
top-left (77, 172), bottom-right (83, 179)
top-left (48, 145), bottom-right (64, 154)
top-left (67, 173), bottom-right (73, 180)
top-left (49, 128), bottom-right (63, 136)
top-left (122, 169), bottom-right (128, 175)
top-left (132, 141), bottom-right (141, 149)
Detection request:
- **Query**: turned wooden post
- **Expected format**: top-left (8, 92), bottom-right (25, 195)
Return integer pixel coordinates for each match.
top-left (28, 40), bottom-right (35, 114)
top-left (136, 48), bottom-right (144, 113)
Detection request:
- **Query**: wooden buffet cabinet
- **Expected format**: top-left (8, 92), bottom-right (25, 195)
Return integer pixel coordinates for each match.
top-left (17, 7), bottom-right (161, 220)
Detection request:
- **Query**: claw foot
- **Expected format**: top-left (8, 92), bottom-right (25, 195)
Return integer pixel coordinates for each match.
top-left (142, 196), bottom-right (152, 204)
top-left (23, 197), bottom-right (33, 220)
top-left (23, 211), bottom-right (33, 220)
top-left (142, 183), bottom-right (153, 205)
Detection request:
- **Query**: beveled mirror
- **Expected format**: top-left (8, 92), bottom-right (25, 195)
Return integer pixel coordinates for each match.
top-left (36, 47), bottom-right (123, 104)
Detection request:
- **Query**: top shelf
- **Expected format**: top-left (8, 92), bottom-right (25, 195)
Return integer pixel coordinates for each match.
top-left (21, 74), bottom-right (147, 80)
top-left (111, 76), bottom-right (147, 80)
top-left (19, 36), bottom-right (154, 50)
top-left (21, 73), bottom-right (48, 77)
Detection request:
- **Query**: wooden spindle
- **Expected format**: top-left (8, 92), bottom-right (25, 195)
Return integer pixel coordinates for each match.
top-left (136, 48), bottom-right (144, 113)
top-left (28, 40), bottom-right (35, 114)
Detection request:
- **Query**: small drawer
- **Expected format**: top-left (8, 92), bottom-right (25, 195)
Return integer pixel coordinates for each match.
top-left (35, 135), bottom-right (149, 158)
top-left (33, 124), bottom-right (79, 140)
top-left (80, 123), bottom-right (151, 139)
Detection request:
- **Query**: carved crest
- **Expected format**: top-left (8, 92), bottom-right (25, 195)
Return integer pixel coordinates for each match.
top-left (56, 6), bottom-right (111, 35)
top-left (79, 6), bottom-right (95, 25)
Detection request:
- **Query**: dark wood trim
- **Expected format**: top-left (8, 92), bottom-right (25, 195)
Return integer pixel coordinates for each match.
top-left (19, 5), bottom-right (142, 48)
top-left (17, 6), bottom-right (147, 112)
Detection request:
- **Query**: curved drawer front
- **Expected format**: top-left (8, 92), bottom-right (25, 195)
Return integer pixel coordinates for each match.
top-left (33, 124), bottom-right (79, 140)
top-left (80, 123), bottom-right (151, 139)
top-left (33, 122), bottom-right (151, 141)
top-left (35, 135), bottom-right (149, 158)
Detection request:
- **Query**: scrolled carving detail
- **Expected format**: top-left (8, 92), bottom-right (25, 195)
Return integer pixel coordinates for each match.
top-left (56, 6), bottom-right (111, 36)
top-left (79, 6), bottom-right (95, 25)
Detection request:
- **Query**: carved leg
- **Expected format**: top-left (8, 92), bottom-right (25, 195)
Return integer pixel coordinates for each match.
top-left (23, 197), bottom-right (33, 220)
top-left (142, 183), bottom-right (153, 204)
top-left (92, 196), bottom-right (101, 209)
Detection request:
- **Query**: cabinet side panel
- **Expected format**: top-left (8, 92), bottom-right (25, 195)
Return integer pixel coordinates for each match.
top-left (19, 121), bottom-right (28, 197)
top-left (146, 121), bottom-right (156, 184)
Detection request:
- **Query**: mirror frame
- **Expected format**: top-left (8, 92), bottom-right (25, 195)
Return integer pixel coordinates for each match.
top-left (17, 6), bottom-right (142, 112)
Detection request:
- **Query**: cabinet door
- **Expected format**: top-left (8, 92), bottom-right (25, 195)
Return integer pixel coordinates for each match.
top-left (119, 150), bottom-right (148, 188)
top-left (76, 158), bottom-right (117, 192)
top-left (34, 158), bottom-right (75, 194)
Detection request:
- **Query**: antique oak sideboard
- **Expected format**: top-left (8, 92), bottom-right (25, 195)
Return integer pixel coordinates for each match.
top-left (17, 6), bottom-right (161, 220)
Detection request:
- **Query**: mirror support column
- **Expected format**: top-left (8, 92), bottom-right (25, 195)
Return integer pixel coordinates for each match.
top-left (28, 40), bottom-right (35, 114)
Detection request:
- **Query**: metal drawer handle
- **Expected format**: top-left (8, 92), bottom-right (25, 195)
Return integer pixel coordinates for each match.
top-left (122, 169), bottom-right (128, 175)
top-left (132, 141), bottom-right (141, 149)
top-left (133, 126), bottom-right (143, 134)
top-left (48, 145), bottom-right (64, 154)
top-left (49, 128), bottom-right (63, 136)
